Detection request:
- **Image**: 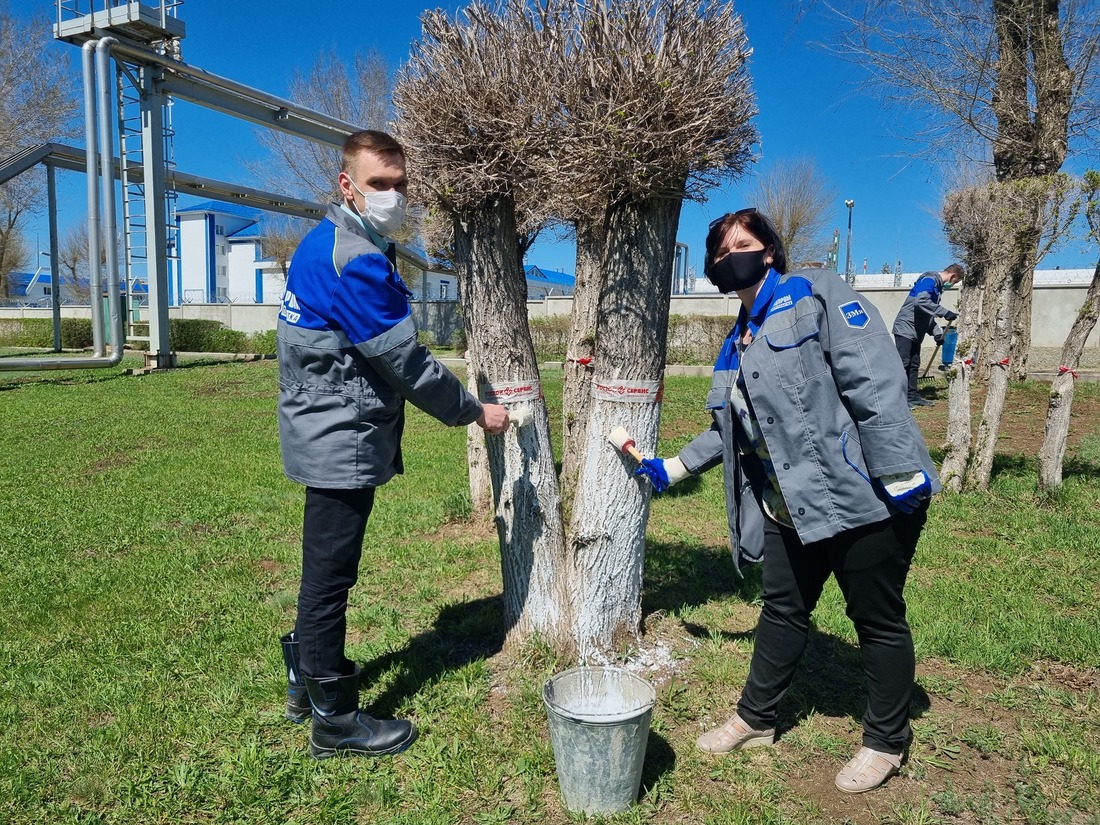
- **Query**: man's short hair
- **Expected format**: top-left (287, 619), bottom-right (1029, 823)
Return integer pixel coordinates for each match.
top-left (944, 263), bottom-right (965, 279)
top-left (341, 130), bottom-right (405, 173)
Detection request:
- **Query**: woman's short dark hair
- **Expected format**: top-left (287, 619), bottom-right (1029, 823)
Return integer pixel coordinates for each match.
top-left (704, 208), bottom-right (788, 276)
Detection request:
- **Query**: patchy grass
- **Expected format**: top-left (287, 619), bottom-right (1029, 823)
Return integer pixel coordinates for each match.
top-left (0, 360), bottom-right (1098, 824)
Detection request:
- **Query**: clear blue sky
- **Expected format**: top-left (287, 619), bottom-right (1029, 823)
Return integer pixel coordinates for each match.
top-left (26, 0), bottom-right (1096, 275)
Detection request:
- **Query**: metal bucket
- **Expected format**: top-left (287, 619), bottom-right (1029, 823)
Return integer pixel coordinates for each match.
top-left (542, 666), bottom-right (656, 815)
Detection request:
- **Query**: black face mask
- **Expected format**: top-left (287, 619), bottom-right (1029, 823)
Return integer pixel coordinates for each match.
top-left (707, 249), bottom-right (769, 294)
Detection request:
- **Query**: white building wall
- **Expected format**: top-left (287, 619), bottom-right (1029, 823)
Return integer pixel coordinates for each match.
top-left (226, 241), bottom-right (285, 303)
top-left (177, 210), bottom-right (259, 303)
top-left (178, 213), bottom-right (212, 303)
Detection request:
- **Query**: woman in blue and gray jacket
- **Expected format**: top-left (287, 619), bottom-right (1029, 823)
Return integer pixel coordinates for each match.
top-left (637, 209), bottom-right (940, 794)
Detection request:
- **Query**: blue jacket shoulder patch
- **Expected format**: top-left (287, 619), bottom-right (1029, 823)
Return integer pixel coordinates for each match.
top-left (839, 300), bottom-right (869, 329)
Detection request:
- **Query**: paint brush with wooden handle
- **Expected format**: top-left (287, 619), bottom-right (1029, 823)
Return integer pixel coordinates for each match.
top-left (608, 426), bottom-right (644, 463)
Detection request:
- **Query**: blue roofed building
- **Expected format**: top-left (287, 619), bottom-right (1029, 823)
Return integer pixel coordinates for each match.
top-left (177, 200), bottom-right (287, 304)
top-left (523, 265), bottom-right (575, 299)
top-left (3, 270), bottom-right (96, 306)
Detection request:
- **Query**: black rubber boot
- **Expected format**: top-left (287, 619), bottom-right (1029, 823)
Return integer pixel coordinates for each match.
top-left (280, 631), bottom-right (312, 723)
top-left (304, 672), bottom-right (418, 759)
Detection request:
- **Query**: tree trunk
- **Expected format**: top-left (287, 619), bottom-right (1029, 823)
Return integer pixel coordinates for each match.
top-left (563, 194), bottom-right (681, 660)
top-left (453, 197), bottom-right (568, 648)
top-left (939, 273), bottom-right (984, 491)
top-left (1009, 276), bottom-right (1033, 379)
top-left (559, 218), bottom-right (607, 511)
top-left (989, 0), bottom-right (1070, 378)
top-left (973, 268), bottom-right (1000, 383)
top-left (965, 266), bottom-right (1017, 490)
top-left (1038, 258), bottom-right (1100, 491)
top-left (466, 356), bottom-right (492, 513)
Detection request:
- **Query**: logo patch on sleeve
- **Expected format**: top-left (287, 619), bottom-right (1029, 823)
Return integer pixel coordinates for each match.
top-left (839, 300), bottom-right (869, 328)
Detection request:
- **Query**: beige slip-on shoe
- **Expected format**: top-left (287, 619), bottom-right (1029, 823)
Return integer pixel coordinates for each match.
top-left (696, 713), bottom-right (776, 754)
top-left (834, 746), bottom-right (902, 793)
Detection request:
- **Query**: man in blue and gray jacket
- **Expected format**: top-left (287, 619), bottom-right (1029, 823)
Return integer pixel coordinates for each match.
top-left (891, 264), bottom-right (963, 408)
top-left (276, 129), bottom-right (509, 759)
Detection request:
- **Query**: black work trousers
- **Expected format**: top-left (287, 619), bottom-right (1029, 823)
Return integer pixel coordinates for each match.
top-left (737, 509), bottom-right (925, 754)
top-left (894, 334), bottom-right (922, 404)
top-left (296, 486), bottom-right (376, 680)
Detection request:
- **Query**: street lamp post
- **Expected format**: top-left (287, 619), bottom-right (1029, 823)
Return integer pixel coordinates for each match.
top-left (844, 199), bottom-right (855, 286)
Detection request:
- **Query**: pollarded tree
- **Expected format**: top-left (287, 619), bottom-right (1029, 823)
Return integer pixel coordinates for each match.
top-left (554, 0), bottom-right (755, 657)
top-left (940, 174), bottom-right (1078, 491)
top-left (396, 0), bottom-right (755, 660)
top-left (396, 0), bottom-right (574, 651)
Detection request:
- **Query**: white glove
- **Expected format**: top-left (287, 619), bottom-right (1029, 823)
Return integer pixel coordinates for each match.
top-left (877, 470), bottom-right (932, 514)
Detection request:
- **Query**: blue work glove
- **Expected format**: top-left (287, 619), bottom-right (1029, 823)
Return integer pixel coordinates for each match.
top-left (635, 458), bottom-right (671, 493)
top-left (878, 470), bottom-right (932, 513)
top-left (634, 456), bottom-right (691, 494)
top-left (943, 310), bottom-right (958, 322)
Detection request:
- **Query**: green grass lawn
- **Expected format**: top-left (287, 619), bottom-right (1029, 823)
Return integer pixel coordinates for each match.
top-left (1, 359), bottom-right (1098, 824)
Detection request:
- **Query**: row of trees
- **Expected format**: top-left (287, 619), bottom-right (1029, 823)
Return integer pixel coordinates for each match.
top-left (386, 0), bottom-right (1100, 658)
top-left (828, 0), bottom-right (1100, 493)
top-left (8, 0), bottom-right (1098, 658)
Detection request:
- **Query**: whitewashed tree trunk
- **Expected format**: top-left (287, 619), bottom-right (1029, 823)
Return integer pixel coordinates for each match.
top-left (453, 198), bottom-right (568, 647)
top-left (940, 275), bottom-right (983, 491)
top-left (559, 219), bottom-right (606, 506)
top-left (973, 266), bottom-right (1000, 384)
top-left (1038, 258), bottom-right (1100, 491)
top-left (966, 270), bottom-right (1017, 490)
top-left (1010, 277), bottom-right (1034, 380)
top-left (466, 358), bottom-right (492, 512)
top-left (565, 195), bottom-right (681, 660)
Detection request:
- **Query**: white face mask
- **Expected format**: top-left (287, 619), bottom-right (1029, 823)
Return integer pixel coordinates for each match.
top-left (350, 180), bottom-right (407, 235)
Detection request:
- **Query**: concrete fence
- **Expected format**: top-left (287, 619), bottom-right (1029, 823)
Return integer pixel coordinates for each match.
top-left (3, 283), bottom-right (1098, 351)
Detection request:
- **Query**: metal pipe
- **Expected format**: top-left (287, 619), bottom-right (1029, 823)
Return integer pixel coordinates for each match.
top-left (84, 38), bottom-right (104, 354)
top-left (96, 36), bottom-right (125, 360)
top-left (0, 36), bottom-right (128, 373)
top-left (47, 166), bottom-right (62, 352)
top-left (105, 38), bottom-right (358, 142)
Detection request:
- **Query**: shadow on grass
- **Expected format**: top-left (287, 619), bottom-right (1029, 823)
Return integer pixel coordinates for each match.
top-left (642, 539), bottom-right (762, 616)
top-left (647, 539), bottom-right (933, 735)
top-left (357, 595), bottom-right (506, 718)
top-left (639, 731), bottom-right (675, 802)
top-left (777, 630), bottom-right (931, 736)
top-left (1062, 455), bottom-right (1100, 480)
top-left (678, 620), bottom-right (931, 738)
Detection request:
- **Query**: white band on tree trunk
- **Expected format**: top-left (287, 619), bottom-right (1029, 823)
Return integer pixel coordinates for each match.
top-left (479, 380), bottom-right (542, 404)
top-left (590, 378), bottom-right (663, 403)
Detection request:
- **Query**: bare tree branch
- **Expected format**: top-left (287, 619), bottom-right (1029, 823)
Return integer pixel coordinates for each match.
top-left (247, 48), bottom-right (392, 204)
top-left (0, 3), bottom-right (81, 299)
top-left (746, 157), bottom-right (838, 266)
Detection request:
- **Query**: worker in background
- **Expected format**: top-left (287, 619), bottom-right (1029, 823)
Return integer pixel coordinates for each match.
top-left (891, 264), bottom-right (964, 409)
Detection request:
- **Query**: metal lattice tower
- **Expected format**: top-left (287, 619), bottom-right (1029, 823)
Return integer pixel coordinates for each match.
top-left (114, 13), bottom-right (184, 314)
top-left (56, 0), bottom-right (185, 353)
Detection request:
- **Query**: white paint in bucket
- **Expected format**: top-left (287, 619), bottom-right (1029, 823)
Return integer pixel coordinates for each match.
top-left (543, 666), bottom-right (657, 815)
